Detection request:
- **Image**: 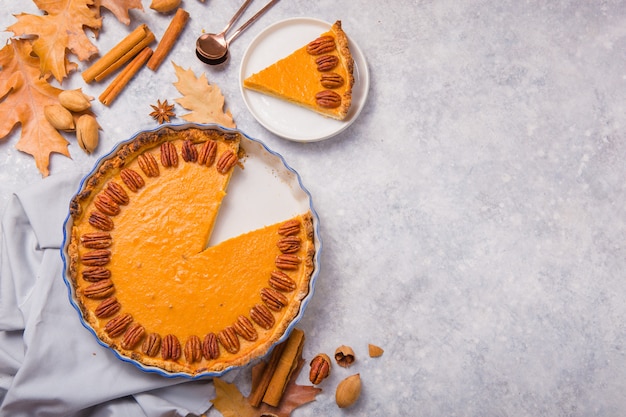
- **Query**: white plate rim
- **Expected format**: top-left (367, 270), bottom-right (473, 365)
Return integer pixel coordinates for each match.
top-left (239, 17), bottom-right (370, 142)
top-left (60, 122), bottom-right (322, 379)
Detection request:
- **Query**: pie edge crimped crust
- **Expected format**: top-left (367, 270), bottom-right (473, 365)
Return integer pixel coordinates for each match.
top-left (66, 126), bottom-right (316, 376)
top-left (244, 20), bottom-right (355, 120)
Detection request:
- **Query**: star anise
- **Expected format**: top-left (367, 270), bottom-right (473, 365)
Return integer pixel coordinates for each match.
top-left (149, 99), bottom-right (176, 124)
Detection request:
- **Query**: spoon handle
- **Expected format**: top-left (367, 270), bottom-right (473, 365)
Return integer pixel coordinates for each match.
top-left (227, 0), bottom-right (280, 43)
top-left (221, 0), bottom-right (255, 35)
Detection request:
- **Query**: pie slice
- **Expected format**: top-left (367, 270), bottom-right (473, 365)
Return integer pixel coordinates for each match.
top-left (243, 20), bottom-right (354, 120)
top-left (66, 126), bottom-right (315, 375)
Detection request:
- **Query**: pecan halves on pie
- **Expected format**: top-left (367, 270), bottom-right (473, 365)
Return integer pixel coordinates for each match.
top-left (216, 150), bottom-right (238, 174)
top-left (104, 313), bottom-right (133, 338)
top-left (315, 90), bottom-right (342, 109)
top-left (104, 181), bottom-right (129, 205)
top-left (275, 254), bottom-right (300, 270)
top-left (184, 335), bottom-right (202, 363)
top-left (181, 140), bottom-right (198, 163)
top-left (202, 332), bottom-right (220, 360)
top-left (260, 287), bottom-right (288, 311)
top-left (161, 334), bottom-right (181, 360)
top-left (81, 232), bottom-right (112, 249)
top-left (277, 236), bottom-right (301, 253)
top-left (94, 297), bottom-right (121, 318)
top-left (307, 35), bottom-right (336, 55)
top-left (120, 168), bottom-right (145, 192)
top-left (160, 142), bottom-right (179, 168)
top-left (198, 140), bottom-right (217, 166)
top-left (233, 315), bottom-right (258, 342)
top-left (81, 249), bottom-right (111, 266)
top-left (218, 326), bottom-right (240, 354)
top-left (320, 72), bottom-right (345, 89)
top-left (137, 153), bottom-right (160, 177)
top-left (82, 266), bottom-right (111, 282)
top-left (269, 270), bottom-right (297, 292)
top-left (142, 333), bottom-right (161, 357)
top-left (278, 219), bottom-right (300, 236)
top-left (94, 194), bottom-right (121, 216)
top-left (121, 323), bottom-right (145, 349)
top-left (250, 303), bottom-right (275, 330)
top-left (88, 211), bottom-right (114, 231)
top-left (83, 279), bottom-right (115, 299)
top-left (316, 55), bottom-right (339, 71)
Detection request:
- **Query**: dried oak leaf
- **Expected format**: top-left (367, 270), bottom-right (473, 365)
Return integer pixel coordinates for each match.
top-left (0, 39), bottom-right (71, 177)
top-left (94, 0), bottom-right (144, 25)
top-left (7, 0), bottom-right (102, 82)
top-left (172, 62), bottom-right (236, 128)
top-left (211, 356), bottom-right (321, 417)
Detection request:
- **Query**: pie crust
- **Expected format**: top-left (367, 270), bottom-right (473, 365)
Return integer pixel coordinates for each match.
top-left (66, 126), bottom-right (316, 376)
top-left (243, 20), bottom-right (354, 120)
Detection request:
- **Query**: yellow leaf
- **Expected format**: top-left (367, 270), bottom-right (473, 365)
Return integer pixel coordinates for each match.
top-left (172, 62), bottom-right (236, 128)
top-left (211, 378), bottom-right (256, 417)
top-left (94, 0), bottom-right (144, 25)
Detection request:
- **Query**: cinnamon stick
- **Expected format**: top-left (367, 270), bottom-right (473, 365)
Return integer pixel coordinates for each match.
top-left (83, 24), bottom-right (152, 83)
top-left (99, 47), bottom-right (153, 106)
top-left (262, 328), bottom-right (305, 407)
top-left (94, 31), bottom-right (156, 82)
top-left (147, 8), bottom-right (190, 71)
top-left (248, 340), bottom-right (287, 407)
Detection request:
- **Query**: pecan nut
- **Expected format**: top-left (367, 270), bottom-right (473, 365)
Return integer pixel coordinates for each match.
top-left (233, 315), bottom-right (258, 342)
top-left (81, 232), bottom-right (112, 249)
top-left (137, 153), bottom-right (160, 177)
top-left (82, 266), bottom-right (111, 282)
top-left (202, 332), bottom-right (220, 359)
top-left (277, 236), bottom-right (301, 253)
top-left (216, 150), bottom-right (238, 174)
top-left (81, 249), bottom-right (111, 266)
top-left (250, 303), bottom-right (275, 330)
top-left (307, 35), bottom-right (336, 55)
top-left (104, 181), bottom-right (129, 205)
top-left (275, 254), bottom-right (300, 270)
top-left (309, 353), bottom-right (332, 384)
top-left (120, 168), bottom-right (145, 192)
top-left (104, 313), bottom-right (132, 338)
top-left (181, 140), bottom-right (198, 163)
top-left (161, 334), bottom-right (181, 360)
top-left (83, 279), bottom-right (115, 299)
top-left (315, 90), bottom-right (342, 108)
top-left (94, 297), bottom-right (121, 318)
top-left (278, 219), bottom-right (300, 236)
top-left (218, 326), bottom-right (240, 354)
top-left (269, 270), bottom-right (297, 292)
top-left (320, 72), bottom-right (345, 89)
top-left (88, 211), bottom-right (114, 231)
top-left (198, 140), bottom-right (217, 166)
top-left (142, 333), bottom-right (161, 357)
top-left (184, 335), bottom-right (202, 363)
top-left (260, 287), bottom-right (288, 311)
top-left (160, 142), bottom-right (179, 168)
top-left (316, 55), bottom-right (339, 71)
top-left (94, 193), bottom-right (120, 216)
top-left (121, 323), bottom-right (145, 349)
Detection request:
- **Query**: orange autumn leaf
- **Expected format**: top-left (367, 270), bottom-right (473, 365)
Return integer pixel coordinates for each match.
top-left (7, 0), bottom-right (102, 82)
top-left (95, 0), bottom-right (144, 25)
top-left (0, 39), bottom-right (70, 177)
top-left (172, 62), bottom-right (236, 128)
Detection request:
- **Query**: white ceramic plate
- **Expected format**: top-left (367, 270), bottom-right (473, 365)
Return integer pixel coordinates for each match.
top-left (239, 17), bottom-right (370, 142)
top-left (60, 123), bottom-right (321, 379)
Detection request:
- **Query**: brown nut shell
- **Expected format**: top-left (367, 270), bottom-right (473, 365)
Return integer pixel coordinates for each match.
top-left (334, 345), bottom-right (355, 367)
top-left (335, 373), bottom-right (361, 408)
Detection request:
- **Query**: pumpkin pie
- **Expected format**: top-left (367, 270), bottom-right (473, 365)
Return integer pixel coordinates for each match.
top-left (243, 20), bottom-right (354, 120)
top-left (66, 126), bottom-right (316, 376)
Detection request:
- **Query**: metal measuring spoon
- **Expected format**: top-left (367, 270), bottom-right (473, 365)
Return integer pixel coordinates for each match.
top-left (196, 0), bottom-right (280, 65)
